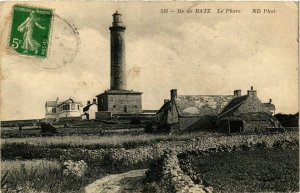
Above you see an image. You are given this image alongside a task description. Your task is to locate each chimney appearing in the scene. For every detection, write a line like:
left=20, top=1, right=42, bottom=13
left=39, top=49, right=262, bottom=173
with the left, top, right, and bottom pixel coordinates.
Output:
left=170, top=89, right=177, bottom=101
left=87, top=100, right=91, bottom=105
left=269, top=99, right=272, bottom=103
left=234, top=90, right=241, bottom=97
left=247, top=86, right=257, bottom=97
left=164, top=99, right=170, bottom=103
left=93, top=98, right=97, bottom=104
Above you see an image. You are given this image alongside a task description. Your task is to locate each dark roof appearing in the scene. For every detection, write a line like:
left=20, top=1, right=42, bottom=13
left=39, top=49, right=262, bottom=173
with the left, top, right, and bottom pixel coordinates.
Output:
left=97, top=89, right=142, bottom=96
left=57, top=98, right=83, bottom=107
left=156, top=101, right=171, bottom=114
left=83, top=103, right=97, bottom=112
left=175, top=95, right=235, bottom=117
left=218, top=95, right=248, bottom=117
left=45, top=101, right=57, bottom=107
left=263, top=103, right=275, bottom=111
left=221, top=112, right=277, bottom=122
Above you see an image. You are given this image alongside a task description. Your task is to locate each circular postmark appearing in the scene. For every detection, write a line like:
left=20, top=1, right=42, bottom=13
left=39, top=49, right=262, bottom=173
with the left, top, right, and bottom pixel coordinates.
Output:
left=36, top=14, right=80, bottom=69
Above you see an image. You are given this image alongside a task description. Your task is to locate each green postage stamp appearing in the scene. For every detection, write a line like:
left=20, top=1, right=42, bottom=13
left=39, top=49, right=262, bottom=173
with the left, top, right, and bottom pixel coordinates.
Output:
left=9, top=5, right=53, bottom=58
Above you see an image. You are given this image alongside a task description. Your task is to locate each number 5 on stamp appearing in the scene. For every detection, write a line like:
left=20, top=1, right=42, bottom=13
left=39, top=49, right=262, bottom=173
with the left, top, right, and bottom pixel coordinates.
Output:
left=9, top=5, right=53, bottom=58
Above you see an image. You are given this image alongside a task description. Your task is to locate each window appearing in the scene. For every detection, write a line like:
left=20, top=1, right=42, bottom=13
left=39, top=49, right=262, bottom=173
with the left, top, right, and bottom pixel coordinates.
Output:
left=113, top=105, right=116, bottom=108
left=71, top=104, right=75, bottom=110
left=124, top=105, right=127, bottom=113
left=52, top=107, right=56, bottom=113
left=62, top=104, right=70, bottom=111
left=77, top=105, right=79, bottom=110
left=134, top=105, right=137, bottom=108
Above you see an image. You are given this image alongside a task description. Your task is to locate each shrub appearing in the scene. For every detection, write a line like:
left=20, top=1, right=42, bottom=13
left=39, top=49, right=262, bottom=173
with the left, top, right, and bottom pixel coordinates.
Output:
left=62, top=160, right=88, bottom=177
left=144, top=123, right=155, bottom=134
left=130, top=118, right=142, bottom=125
left=155, top=124, right=171, bottom=134
left=40, top=123, right=57, bottom=134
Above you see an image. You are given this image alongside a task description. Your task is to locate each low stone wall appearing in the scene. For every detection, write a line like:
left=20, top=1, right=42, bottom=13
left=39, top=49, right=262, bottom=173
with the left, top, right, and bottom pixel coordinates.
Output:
left=145, top=150, right=213, bottom=193
left=96, top=132, right=298, bottom=171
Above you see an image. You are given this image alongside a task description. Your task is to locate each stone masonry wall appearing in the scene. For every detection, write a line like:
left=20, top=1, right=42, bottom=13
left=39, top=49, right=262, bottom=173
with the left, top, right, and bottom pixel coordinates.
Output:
left=145, top=150, right=213, bottom=193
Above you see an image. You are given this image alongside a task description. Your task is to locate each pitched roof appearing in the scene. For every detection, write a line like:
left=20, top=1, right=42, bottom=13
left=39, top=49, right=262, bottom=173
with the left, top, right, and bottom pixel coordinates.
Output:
left=45, top=101, right=57, bottom=107
left=218, top=95, right=248, bottom=117
left=156, top=101, right=171, bottom=114
left=224, top=112, right=277, bottom=121
left=263, top=103, right=275, bottom=111
left=83, top=103, right=97, bottom=112
left=57, top=98, right=83, bottom=107
left=175, top=95, right=235, bottom=117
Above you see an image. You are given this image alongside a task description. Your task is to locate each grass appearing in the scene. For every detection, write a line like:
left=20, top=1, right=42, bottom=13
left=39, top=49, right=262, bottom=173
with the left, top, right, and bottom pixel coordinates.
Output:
left=1, top=159, right=106, bottom=193
left=180, top=148, right=299, bottom=192
left=1, top=132, right=221, bottom=161
left=1, top=126, right=145, bottom=138
left=1, top=131, right=221, bottom=149
left=1, top=160, right=61, bottom=173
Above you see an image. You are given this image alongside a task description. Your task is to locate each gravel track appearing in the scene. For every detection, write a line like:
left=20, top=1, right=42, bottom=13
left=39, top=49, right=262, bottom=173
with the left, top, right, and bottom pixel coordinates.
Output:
left=85, top=169, right=147, bottom=193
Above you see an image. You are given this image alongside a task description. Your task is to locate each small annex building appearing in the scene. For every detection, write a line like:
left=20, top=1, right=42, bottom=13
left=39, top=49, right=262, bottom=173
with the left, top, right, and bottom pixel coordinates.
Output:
left=156, top=87, right=279, bottom=133
left=263, top=99, right=276, bottom=115
left=82, top=99, right=98, bottom=120
left=45, top=99, right=59, bottom=119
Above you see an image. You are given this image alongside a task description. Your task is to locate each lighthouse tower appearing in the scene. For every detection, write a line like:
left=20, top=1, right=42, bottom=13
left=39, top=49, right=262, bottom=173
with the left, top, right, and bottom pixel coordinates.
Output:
left=96, top=11, right=142, bottom=119
left=110, top=11, right=127, bottom=90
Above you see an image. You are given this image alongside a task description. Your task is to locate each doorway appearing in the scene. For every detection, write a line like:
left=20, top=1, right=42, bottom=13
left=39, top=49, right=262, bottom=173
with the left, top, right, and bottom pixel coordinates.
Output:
left=229, top=120, right=243, bottom=133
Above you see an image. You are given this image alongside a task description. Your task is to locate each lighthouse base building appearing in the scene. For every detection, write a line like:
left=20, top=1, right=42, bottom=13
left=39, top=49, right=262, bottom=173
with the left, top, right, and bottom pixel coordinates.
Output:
left=96, top=90, right=142, bottom=119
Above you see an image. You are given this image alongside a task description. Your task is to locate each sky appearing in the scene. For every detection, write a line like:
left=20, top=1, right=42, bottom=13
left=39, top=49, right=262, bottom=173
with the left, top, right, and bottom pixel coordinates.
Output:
left=0, top=1, right=298, bottom=120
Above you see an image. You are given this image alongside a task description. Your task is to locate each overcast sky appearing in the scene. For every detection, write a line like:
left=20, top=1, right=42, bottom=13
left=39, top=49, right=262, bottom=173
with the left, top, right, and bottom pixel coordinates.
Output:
left=0, top=1, right=298, bottom=120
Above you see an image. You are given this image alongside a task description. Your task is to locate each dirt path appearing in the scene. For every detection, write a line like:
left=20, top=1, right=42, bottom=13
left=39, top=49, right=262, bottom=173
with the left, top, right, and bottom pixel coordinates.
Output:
left=85, top=169, right=147, bottom=193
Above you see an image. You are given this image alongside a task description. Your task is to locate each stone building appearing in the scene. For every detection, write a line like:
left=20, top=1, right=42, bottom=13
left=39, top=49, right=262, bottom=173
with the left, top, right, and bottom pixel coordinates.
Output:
left=156, top=87, right=279, bottom=133
left=156, top=89, right=234, bottom=131
left=96, top=11, right=142, bottom=120
left=218, top=87, right=279, bottom=133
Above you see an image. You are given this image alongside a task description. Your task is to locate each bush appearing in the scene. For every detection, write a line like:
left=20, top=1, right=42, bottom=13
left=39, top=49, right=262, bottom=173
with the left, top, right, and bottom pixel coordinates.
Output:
left=275, top=113, right=299, bottom=127
left=130, top=118, right=142, bottom=125
left=144, top=123, right=155, bottom=134
left=156, top=124, right=171, bottom=134
left=40, top=123, right=57, bottom=134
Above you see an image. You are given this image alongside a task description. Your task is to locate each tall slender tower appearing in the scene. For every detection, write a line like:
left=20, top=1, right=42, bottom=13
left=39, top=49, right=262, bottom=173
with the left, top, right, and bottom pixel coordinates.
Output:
left=96, top=11, right=142, bottom=119
left=110, top=11, right=127, bottom=90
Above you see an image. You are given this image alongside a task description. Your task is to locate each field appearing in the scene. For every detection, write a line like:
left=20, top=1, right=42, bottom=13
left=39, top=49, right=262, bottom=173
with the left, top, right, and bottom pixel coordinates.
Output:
left=1, top=123, right=299, bottom=193
left=179, top=148, right=299, bottom=192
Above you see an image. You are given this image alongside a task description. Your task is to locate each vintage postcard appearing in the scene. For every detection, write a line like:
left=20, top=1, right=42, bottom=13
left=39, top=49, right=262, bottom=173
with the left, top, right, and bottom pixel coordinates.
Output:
left=0, top=1, right=298, bottom=193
